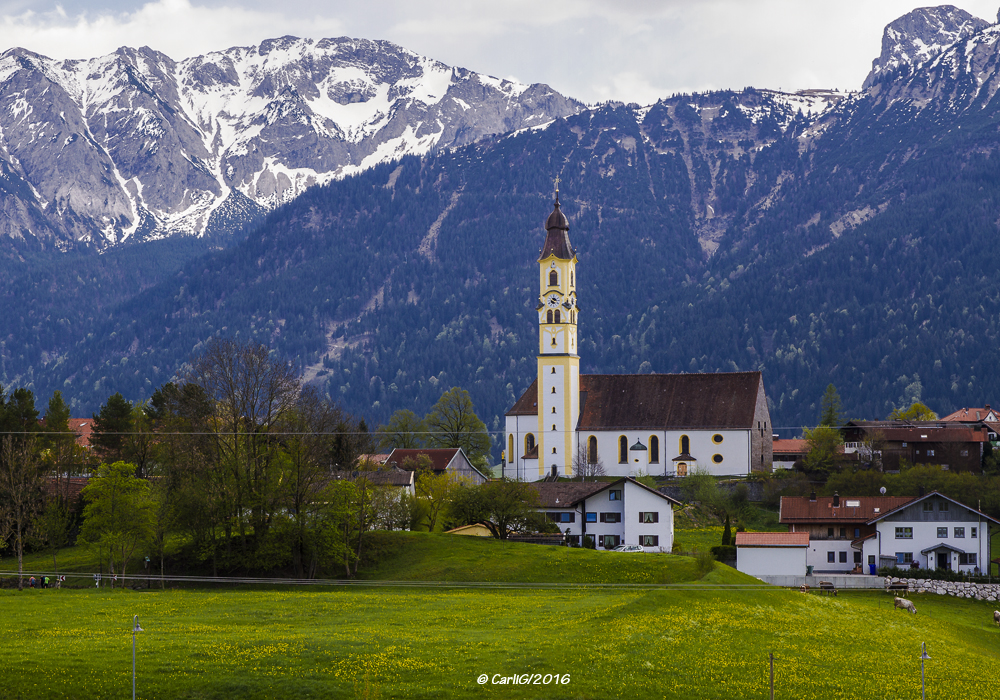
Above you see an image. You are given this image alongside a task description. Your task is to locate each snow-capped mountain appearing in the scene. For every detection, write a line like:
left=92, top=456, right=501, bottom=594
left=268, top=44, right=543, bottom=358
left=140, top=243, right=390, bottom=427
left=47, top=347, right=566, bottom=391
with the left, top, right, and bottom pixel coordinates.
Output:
left=862, top=5, right=990, bottom=89
left=0, top=36, right=582, bottom=249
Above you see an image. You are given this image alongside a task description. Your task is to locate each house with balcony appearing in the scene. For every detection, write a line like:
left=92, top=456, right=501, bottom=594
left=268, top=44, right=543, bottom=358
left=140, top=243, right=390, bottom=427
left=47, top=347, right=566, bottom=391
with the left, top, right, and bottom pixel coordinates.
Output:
left=780, top=493, right=912, bottom=573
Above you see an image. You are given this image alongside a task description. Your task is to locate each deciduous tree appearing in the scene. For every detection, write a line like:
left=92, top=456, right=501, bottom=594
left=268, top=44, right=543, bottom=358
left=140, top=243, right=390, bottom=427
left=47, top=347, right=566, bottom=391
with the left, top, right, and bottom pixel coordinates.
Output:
left=79, top=461, right=154, bottom=589
left=424, top=387, right=491, bottom=469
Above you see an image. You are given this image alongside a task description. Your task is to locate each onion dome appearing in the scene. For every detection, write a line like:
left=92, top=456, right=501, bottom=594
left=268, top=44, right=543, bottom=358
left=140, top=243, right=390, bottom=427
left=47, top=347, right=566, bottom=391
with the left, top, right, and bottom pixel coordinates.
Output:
left=538, top=197, right=575, bottom=261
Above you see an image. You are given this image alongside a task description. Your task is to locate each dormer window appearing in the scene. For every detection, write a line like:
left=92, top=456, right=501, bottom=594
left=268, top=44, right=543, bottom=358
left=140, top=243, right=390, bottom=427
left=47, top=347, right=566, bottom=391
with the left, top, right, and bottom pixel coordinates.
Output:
left=549, top=270, right=558, bottom=286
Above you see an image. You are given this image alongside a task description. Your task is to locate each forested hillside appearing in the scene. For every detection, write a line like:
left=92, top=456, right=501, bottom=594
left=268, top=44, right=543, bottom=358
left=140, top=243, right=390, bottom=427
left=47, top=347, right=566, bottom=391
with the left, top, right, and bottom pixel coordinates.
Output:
left=6, top=28, right=1000, bottom=453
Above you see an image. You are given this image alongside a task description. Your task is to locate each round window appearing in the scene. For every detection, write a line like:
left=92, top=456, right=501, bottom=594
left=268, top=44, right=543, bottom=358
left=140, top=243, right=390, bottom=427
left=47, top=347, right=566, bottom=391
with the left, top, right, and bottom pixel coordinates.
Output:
left=712, top=454, right=724, bottom=464
left=712, top=434, right=724, bottom=444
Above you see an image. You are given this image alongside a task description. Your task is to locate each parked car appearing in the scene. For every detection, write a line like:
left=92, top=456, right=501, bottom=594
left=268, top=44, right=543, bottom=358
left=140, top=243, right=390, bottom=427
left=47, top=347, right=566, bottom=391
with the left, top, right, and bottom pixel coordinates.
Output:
left=611, top=544, right=644, bottom=552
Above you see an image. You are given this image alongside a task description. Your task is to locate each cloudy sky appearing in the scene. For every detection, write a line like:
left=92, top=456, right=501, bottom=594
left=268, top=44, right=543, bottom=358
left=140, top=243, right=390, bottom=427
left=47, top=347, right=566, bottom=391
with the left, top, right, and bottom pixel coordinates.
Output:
left=1, top=0, right=998, bottom=104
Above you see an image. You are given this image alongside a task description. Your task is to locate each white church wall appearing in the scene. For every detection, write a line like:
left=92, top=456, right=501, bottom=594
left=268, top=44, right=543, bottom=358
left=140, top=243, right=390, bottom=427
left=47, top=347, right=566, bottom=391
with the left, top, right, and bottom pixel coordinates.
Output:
left=577, top=429, right=753, bottom=479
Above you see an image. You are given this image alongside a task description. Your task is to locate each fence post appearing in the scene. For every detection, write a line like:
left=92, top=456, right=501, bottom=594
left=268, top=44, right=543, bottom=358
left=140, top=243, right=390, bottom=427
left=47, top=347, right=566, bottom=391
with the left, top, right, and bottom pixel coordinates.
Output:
left=769, top=652, right=774, bottom=700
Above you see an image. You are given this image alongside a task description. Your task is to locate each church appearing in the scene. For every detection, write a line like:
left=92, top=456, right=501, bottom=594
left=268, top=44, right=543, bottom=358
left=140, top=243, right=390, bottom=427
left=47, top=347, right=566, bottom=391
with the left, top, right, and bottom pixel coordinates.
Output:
left=503, top=193, right=774, bottom=480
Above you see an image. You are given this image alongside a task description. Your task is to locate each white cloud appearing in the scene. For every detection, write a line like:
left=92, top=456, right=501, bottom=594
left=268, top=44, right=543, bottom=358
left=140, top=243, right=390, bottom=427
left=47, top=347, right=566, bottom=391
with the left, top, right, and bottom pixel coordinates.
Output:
left=1, top=0, right=998, bottom=103
left=0, top=0, right=343, bottom=59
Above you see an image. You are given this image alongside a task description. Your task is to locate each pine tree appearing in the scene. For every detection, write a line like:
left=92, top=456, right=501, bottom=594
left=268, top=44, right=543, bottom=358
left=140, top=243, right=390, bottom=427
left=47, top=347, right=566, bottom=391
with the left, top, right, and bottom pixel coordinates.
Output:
left=721, top=513, right=732, bottom=546
left=819, top=384, right=843, bottom=427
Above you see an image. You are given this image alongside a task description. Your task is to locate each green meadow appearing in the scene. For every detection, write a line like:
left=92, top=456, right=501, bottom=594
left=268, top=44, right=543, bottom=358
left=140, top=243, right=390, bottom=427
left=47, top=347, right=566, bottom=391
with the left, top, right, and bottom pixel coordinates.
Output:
left=2, top=534, right=1000, bottom=699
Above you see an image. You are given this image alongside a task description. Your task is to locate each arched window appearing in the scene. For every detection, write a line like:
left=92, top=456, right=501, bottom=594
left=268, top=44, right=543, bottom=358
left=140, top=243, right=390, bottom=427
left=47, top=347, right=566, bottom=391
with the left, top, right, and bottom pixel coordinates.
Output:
left=554, top=310, right=561, bottom=324
left=508, top=434, right=514, bottom=461
left=570, top=311, right=575, bottom=324
left=551, top=387, right=556, bottom=394
left=525, top=433, right=535, bottom=454
left=588, top=436, right=598, bottom=464
left=680, top=435, right=690, bottom=455
left=619, top=436, right=628, bottom=464
left=551, top=367, right=556, bottom=374
left=547, top=310, right=553, bottom=323
left=549, top=270, right=558, bottom=286
left=570, top=271, right=574, bottom=287
left=551, top=407, right=556, bottom=414
left=649, top=436, right=659, bottom=464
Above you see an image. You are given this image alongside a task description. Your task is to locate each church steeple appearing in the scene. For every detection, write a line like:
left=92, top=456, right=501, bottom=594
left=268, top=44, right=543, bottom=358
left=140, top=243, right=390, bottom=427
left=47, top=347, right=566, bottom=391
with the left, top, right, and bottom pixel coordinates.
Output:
left=539, top=195, right=575, bottom=261
left=535, top=184, right=580, bottom=477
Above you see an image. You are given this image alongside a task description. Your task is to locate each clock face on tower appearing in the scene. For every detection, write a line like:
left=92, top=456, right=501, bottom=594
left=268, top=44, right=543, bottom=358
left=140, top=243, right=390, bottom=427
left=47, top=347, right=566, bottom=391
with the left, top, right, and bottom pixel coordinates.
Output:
left=545, top=293, right=560, bottom=309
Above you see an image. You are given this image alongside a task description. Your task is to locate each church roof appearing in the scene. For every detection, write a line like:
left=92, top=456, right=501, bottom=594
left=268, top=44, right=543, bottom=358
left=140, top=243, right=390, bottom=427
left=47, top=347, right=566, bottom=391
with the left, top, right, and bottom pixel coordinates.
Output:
left=577, top=372, right=764, bottom=430
left=538, top=199, right=575, bottom=260
left=506, top=378, right=539, bottom=416
left=505, top=372, right=765, bottom=429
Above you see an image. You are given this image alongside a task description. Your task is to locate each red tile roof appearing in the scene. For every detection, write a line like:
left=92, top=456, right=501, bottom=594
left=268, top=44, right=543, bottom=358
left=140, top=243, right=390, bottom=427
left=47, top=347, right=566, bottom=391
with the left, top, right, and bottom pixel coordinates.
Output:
left=386, top=448, right=461, bottom=473
left=773, top=439, right=808, bottom=455
left=780, top=496, right=914, bottom=523
left=940, top=406, right=996, bottom=422
left=735, top=532, right=809, bottom=547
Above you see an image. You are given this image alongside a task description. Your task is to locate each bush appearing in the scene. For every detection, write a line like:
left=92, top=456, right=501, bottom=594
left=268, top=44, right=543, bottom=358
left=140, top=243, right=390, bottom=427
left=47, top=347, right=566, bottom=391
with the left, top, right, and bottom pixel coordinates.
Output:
left=695, top=551, right=716, bottom=577
left=583, top=536, right=595, bottom=549
left=710, top=545, right=736, bottom=562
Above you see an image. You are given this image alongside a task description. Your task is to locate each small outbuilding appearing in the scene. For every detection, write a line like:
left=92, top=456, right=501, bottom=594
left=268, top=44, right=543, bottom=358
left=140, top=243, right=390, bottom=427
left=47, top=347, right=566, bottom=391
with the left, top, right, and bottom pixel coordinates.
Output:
left=736, top=532, right=810, bottom=577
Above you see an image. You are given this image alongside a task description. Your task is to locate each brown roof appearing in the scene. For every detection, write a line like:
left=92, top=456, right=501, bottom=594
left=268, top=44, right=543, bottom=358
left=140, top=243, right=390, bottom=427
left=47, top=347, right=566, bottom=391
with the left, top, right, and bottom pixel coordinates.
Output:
left=867, top=491, right=1000, bottom=526
left=735, top=532, right=809, bottom=547
left=386, top=448, right=461, bottom=472
left=506, top=378, right=538, bottom=416
left=43, top=477, right=89, bottom=502
left=532, top=477, right=681, bottom=508
left=577, top=372, right=763, bottom=430
left=67, top=419, right=93, bottom=449
left=330, top=470, right=414, bottom=487
left=532, top=481, right=610, bottom=507
left=773, top=439, right=808, bottom=456
left=539, top=199, right=575, bottom=260
left=780, top=496, right=914, bottom=524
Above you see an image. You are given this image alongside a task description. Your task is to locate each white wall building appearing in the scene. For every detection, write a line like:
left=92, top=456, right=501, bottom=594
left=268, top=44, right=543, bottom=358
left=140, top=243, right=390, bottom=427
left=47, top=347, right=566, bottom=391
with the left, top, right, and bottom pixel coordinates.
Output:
left=503, top=195, right=773, bottom=481
left=735, top=532, right=810, bottom=577
left=532, top=477, right=680, bottom=551
left=860, top=491, right=998, bottom=573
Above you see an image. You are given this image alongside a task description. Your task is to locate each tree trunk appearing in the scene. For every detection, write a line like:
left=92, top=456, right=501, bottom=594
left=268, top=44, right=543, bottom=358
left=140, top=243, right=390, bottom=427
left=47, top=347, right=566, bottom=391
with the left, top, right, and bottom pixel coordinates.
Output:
left=16, top=527, right=23, bottom=591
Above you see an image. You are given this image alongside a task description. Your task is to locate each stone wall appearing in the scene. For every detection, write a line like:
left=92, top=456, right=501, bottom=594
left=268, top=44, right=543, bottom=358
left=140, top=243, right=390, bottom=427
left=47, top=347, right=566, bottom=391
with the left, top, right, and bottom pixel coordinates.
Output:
left=887, top=576, right=1000, bottom=602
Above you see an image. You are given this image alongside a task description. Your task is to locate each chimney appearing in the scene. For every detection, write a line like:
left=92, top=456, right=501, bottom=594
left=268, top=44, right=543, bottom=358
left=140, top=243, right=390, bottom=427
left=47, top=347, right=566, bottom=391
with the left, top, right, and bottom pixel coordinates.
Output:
left=809, top=491, right=816, bottom=502
left=833, top=492, right=840, bottom=508
left=919, top=486, right=925, bottom=497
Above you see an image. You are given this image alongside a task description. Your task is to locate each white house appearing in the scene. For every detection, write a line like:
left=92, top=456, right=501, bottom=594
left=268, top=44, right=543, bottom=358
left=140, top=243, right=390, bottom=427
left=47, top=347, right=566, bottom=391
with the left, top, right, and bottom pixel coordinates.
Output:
left=860, top=491, right=999, bottom=573
left=531, top=477, right=680, bottom=551
left=735, top=532, right=810, bottom=577
left=503, top=194, right=773, bottom=481
left=780, top=494, right=913, bottom=574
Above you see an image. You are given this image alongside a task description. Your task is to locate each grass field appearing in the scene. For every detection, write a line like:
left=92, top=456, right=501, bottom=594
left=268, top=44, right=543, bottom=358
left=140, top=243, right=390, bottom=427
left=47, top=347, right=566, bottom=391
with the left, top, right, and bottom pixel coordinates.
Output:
left=1, top=533, right=1000, bottom=699
left=2, top=584, right=1000, bottom=699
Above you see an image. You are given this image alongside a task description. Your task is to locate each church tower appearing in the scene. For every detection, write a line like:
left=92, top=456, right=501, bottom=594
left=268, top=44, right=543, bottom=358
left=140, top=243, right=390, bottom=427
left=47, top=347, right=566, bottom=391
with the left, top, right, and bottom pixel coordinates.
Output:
left=536, top=189, right=580, bottom=477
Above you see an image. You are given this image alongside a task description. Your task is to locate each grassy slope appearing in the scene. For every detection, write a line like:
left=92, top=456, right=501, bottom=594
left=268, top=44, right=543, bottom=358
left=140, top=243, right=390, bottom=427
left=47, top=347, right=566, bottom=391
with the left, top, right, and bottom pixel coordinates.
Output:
left=356, top=531, right=753, bottom=585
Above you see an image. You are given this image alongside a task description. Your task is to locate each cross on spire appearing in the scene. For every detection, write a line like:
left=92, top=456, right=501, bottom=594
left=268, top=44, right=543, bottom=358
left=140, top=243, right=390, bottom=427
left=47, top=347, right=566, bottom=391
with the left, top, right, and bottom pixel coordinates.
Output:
left=553, top=175, right=561, bottom=203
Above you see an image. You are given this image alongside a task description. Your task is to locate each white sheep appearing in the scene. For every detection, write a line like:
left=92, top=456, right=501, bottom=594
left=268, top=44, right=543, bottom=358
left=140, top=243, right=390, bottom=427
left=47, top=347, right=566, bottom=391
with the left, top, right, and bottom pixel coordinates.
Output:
left=894, top=596, right=917, bottom=614
left=993, top=610, right=999, bottom=627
